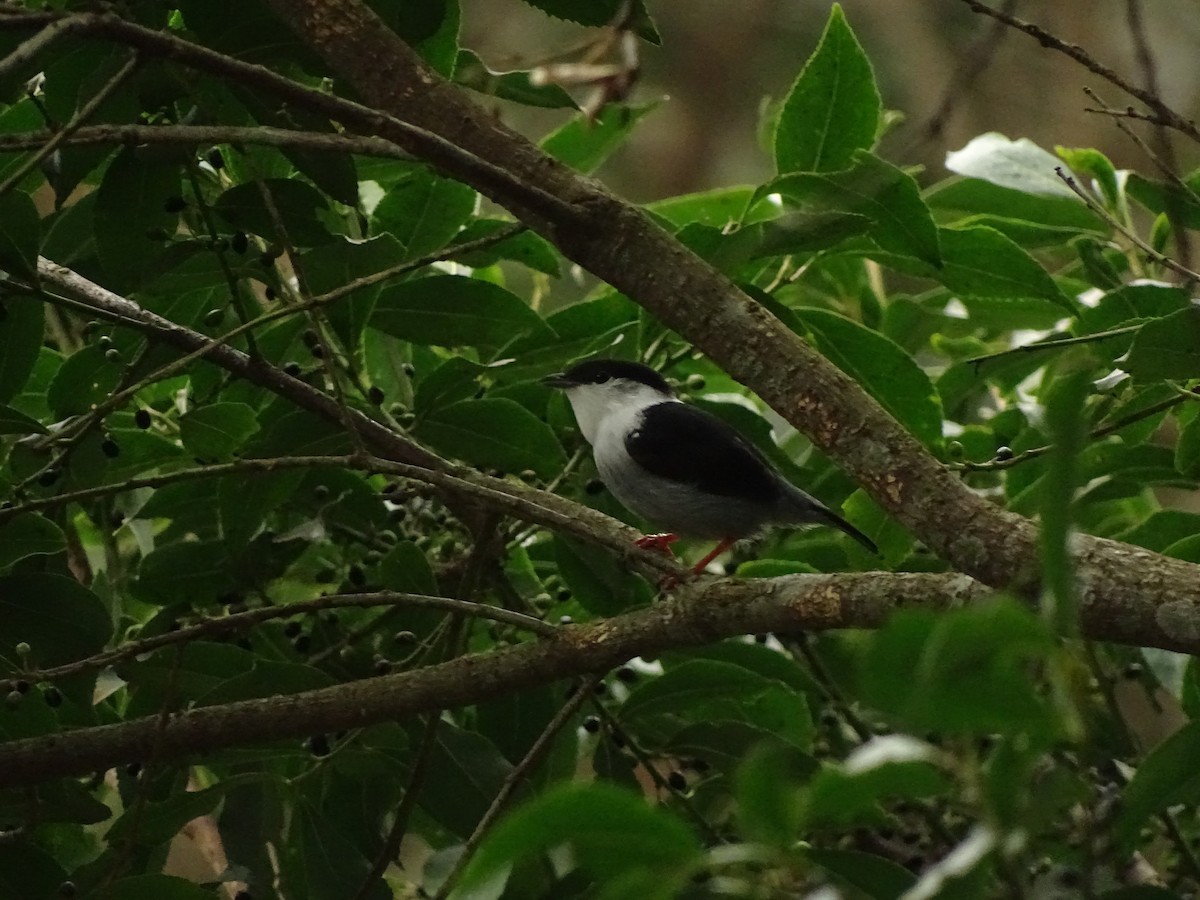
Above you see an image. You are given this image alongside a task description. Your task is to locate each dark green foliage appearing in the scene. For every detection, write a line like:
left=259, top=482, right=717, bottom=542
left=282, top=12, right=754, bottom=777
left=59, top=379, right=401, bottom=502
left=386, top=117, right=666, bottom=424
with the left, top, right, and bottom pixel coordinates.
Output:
left=0, top=3, right=1196, bottom=900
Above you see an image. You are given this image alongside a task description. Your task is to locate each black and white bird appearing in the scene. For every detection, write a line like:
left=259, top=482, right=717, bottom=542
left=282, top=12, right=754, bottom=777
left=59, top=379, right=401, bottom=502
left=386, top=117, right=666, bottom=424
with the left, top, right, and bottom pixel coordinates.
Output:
left=544, top=358, right=877, bottom=572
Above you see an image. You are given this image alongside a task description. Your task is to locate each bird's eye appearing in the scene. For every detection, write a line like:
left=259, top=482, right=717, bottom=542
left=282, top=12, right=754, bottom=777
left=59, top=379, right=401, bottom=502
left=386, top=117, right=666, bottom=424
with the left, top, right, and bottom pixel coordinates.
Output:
left=593, top=375, right=610, bottom=384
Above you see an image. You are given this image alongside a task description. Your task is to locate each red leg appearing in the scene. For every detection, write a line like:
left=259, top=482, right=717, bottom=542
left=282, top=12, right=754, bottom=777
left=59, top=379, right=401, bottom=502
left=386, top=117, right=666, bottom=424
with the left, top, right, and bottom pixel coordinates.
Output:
left=691, top=536, right=735, bottom=573
left=635, top=533, right=680, bottom=556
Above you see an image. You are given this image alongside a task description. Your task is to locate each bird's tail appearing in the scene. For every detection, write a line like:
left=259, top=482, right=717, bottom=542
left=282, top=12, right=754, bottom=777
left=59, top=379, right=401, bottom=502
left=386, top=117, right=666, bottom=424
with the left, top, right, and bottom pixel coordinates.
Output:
left=811, top=504, right=879, bottom=555
left=782, top=485, right=879, bottom=555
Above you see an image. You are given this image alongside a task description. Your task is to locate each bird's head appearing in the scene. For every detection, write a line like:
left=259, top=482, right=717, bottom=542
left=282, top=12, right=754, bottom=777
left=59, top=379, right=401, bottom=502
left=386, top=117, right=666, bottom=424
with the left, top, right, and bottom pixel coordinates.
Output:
left=543, top=359, right=674, bottom=444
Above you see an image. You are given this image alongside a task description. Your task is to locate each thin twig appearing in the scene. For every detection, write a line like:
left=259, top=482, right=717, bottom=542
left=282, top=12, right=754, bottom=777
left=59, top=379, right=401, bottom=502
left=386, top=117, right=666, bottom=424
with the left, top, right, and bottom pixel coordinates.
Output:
left=1083, top=88, right=1200, bottom=209
left=18, top=220, right=525, bottom=460
left=349, top=712, right=443, bottom=900
left=1122, top=0, right=1193, bottom=271
left=185, top=164, right=260, bottom=356
left=8, top=591, right=556, bottom=686
left=1055, top=167, right=1200, bottom=283
left=0, top=12, right=77, bottom=85
left=965, top=324, right=1141, bottom=369
left=0, top=50, right=140, bottom=198
left=0, top=122, right=413, bottom=158
left=953, top=388, right=1195, bottom=472
left=0, top=10, right=589, bottom=224
left=0, top=450, right=681, bottom=580
left=957, top=0, right=1200, bottom=145
left=431, top=674, right=602, bottom=900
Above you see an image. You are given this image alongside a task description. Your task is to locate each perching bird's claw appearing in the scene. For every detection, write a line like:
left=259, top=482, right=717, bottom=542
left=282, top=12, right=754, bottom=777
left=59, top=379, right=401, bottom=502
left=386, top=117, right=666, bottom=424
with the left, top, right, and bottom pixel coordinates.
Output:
left=635, top=532, right=679, bottom=555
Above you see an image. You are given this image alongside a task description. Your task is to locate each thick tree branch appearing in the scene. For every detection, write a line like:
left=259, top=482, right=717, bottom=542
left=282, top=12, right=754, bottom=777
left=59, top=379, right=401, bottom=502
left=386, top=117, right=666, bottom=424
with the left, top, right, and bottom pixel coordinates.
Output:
left=0, top=572, right=987, bottom=790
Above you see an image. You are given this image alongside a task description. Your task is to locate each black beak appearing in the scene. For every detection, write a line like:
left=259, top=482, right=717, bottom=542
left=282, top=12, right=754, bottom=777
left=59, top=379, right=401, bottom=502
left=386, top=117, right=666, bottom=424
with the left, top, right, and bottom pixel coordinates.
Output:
left=542, top=373, right=575, bottom=389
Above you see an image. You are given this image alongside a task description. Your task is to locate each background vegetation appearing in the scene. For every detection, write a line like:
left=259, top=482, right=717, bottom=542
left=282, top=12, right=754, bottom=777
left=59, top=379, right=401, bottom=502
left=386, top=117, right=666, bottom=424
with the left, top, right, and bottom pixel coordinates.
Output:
left=0, top=1, right=1197, bottom=898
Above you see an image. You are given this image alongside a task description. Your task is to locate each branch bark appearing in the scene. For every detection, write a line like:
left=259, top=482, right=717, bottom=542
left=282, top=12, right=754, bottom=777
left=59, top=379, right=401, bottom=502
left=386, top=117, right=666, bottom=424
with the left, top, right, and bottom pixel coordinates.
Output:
left=0, top=572, right=987, bottom=789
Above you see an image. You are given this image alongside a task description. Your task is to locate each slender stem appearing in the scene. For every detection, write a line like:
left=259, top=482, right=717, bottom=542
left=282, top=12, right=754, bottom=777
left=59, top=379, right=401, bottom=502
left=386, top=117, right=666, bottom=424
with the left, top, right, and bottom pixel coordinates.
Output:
left=953, top=388, right=1193, bottom=472
left=10, top=590, right=556, bottom=686
left=431, top=674, right=601, bottom=900
left=349, top=712, right=443, bottom=900
left=0, top=50, right=140, bottom=198
left=957, top=0, right=1200, bottom=145
left=1055, top=167, right=1200, bottom=283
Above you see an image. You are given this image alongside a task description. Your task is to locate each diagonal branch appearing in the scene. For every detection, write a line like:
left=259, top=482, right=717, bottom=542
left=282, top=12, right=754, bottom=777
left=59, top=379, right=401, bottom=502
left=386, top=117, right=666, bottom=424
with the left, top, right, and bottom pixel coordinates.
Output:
left=957, top=0, right=1200, bottom=145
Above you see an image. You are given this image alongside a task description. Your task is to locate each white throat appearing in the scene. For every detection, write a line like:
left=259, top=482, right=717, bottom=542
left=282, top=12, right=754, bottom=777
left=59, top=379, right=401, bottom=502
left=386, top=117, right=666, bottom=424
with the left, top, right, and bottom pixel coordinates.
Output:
left=562, top=380, right=674, bottom=445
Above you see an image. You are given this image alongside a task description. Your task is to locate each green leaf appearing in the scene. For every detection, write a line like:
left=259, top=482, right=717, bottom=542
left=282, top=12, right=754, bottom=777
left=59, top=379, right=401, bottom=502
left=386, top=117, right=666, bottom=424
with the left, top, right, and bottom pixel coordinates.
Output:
left=646, top=185, right=759, bottom=228
left=213, top=178, right=334, bottom=247
left=1176, top=414, right=1200, bottom=478
left=93, top=146, right=182, bottom=293
left=371, top=166, right=477, bottom=261
left=179, top=402, right=260, bottom=460
left=107, top=775, right=259, bottom=846
left=0, top=190, right=39, bottom=279
left=1125, top=308, right=1200, bottom=380
left=541, top=103, right=658, bottom=174
left=281, top=800, right=390, bottom=900
left=792, top=308, right=943, bottom=449
left=1127, top=173, right=1200, bottom=230
left=46, top=344, right=120, bottom=418
left=927, top=175, right=1104, bottom=233
left=766, top=152, right=941, bottom=266
left=0, top=298, right=43, bottom=405
left=806, top=848, right=917, bottom=899
left=134, top=540, right=232, bottom=605
left=554, top=535, right=651, bottom=617
left=735, top=741, right=820, bottom=847
left=301, top=235, right=405, bottom=350
left=372, top=275, right=553, bottom=352
left=1056, top=146, right=1119, bottom=206
left=0, top=403, right=45, bottom=435
left=219, top=469, right=305, bottom=548
left=0, top=574, right=111, bottom=667
left=1078, top=282, right=1189, bottom=334
left=621, top=659, right=812, bottom=748
left=457, top=782, right=701, bottom=899
left=419, top=723, right=515, bottom=837
left=1113, top=720, right=1200, bottom=853
left=414, top=356, right=486, bottom=419
left=861, top=599, right=1059, bottom=737
left=935, top=225, right=1073, bottom=312
left=0, top=843, right=65, bottom=900
left=400, top=0, right=460, bottom=76
left=801, top=737, right=948, bottom=827
left=774, top=4, right=880, bottom=173
left=451, top=219, right=561, bottom=276
left=0, top=514, right=65, bottom=573
left=379, top=540, right=438, bottom=594
left=197, top=659, right=334, bottom=706
left=945, top=133, right=1078, bottom=198
left=414, top=397, right=565, bottom=477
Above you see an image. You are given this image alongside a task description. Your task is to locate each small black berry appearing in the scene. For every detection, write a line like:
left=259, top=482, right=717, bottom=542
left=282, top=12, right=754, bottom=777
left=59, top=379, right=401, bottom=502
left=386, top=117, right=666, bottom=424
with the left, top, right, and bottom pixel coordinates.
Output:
left=582, top=716, right=601, bottom=733
left=134, top=409, right=152, bottom=429
left=667, top=770, right=687, bottom=791
left=101, top=438, right=120, bottom=458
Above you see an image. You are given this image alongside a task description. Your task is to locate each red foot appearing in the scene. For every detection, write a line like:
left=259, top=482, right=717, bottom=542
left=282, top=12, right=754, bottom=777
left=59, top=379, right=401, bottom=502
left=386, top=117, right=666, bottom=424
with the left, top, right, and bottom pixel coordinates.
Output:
left=635, top=533, right=680, bottom=556
left=690, top=536, right=735, bottom=574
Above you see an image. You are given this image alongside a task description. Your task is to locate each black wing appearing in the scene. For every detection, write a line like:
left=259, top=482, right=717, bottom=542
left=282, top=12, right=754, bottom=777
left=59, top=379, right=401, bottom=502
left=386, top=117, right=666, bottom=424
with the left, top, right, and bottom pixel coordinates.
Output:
left=626, top=402, right=782, bottom=503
